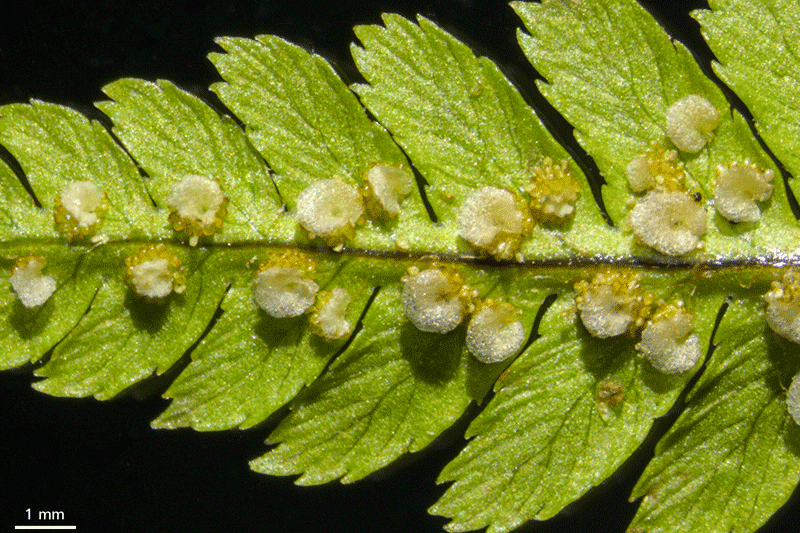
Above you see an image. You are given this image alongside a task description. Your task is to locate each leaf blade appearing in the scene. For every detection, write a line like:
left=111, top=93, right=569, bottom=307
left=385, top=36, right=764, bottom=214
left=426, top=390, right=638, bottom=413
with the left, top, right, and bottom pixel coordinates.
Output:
left=431, top=273, right=722, bottom=533
left=513, top=0, right=798, bottom=260
left=630, top=286, right=800, bottom=533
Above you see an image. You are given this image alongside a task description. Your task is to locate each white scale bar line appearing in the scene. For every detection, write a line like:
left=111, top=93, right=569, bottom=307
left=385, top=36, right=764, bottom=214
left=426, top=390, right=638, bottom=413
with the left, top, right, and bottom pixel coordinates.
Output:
left=15, top=527, right=77, bottom=530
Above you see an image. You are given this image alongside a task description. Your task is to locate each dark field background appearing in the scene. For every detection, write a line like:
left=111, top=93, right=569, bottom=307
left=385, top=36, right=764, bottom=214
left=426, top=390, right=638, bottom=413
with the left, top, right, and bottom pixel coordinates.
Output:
left=1, top=1, right=798, bottom=532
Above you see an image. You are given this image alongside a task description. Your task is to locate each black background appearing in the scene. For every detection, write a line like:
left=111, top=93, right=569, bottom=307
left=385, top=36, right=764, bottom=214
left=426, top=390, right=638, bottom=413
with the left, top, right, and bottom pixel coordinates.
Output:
left=1, top=1, right=799, bottom=532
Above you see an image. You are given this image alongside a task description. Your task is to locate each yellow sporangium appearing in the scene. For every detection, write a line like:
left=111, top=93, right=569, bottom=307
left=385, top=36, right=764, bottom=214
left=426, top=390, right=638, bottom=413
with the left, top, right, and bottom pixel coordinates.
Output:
left=296, top=179, right=364, bottom=250
left=627, top=189, right=706, bottom=256
left=625, top=142, right=686, bottom=193
left=308, top=288, right=352, bottom=342
left=636, top=300, right=701, bottom=374
left=764, top=270, right=800, bottom=345
left=665, top=94, right=720, bottom=153
left=713, top=158, right=774, bottom=223
left=466, top=299, right=525, bottom=363
left=526, top=157, right=580, bottom=225
left=360, top=163, right=415, bottom=220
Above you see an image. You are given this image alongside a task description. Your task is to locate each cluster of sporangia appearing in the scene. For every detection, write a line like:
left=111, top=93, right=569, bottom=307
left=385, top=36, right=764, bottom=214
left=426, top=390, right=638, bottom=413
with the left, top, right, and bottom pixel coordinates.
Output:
left=7, top=94, right=800, bottom=422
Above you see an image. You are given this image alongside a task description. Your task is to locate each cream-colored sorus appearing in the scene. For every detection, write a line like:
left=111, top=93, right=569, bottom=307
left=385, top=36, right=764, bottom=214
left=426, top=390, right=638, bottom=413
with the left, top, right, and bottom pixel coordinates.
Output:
left=457, top=186, right=530, bottom=261
left=296, top=179, right=364, bottom=248
left=628, top=189, right=706, bottom=256
left=124, top=245, right=186, bottom=302
left=165, top=175, right=229, bottom=246
left=363, top=164, right=414, bottom=219
left=625, top=143, right=685, bottom=193
left=54, top=181, right=108, bottom=240
left=401, top=265, right=474, bottom=334
left=713, top=159, right=774, bottom=223
left=764, top=270, right=800, bottom=344
left=252, top=251, right=319, bottom=319
left=466, top=300, right=525, bottom=363
left=575, top=271, right=653, bottom=338
left=665, top=94, right=720, bottom=153
left=626, top=155, right=658, bottom=193
left=787, top=371, right=800, bottom=426
left=636, top=301, right=701, bottom=374
left=309, top=288, right=352, bottom=341
left=9, top=255, right=57, bottom=308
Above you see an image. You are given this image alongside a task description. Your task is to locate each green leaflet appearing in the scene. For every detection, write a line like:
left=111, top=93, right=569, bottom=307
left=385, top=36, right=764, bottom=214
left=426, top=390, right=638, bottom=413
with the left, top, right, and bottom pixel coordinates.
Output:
left=97, top=78, right=292, bottom=243
left=0, top=245, right=99, bottom=370
left=2, top=2, right=800, bottom=533
left=696, top=0, right=800, bottom=187
left=32, top=246, right=228, bottom=399
left=154, top=252, right=374, bottom=431
left=0, top=101, right=162, bottom=237
left=209, top=35, right=443, bottom=253
left=631, top=278, right=800, bottom=532
left=350, top=14, right=623, bottom=258
left=513, top=0, right=800, bottom=259
left=430, top=281, right=722, bottom=532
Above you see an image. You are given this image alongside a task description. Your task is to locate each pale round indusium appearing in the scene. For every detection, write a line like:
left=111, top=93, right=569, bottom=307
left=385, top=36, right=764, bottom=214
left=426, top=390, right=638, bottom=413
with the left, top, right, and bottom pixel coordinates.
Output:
left=526, top=157, right=580, bottom=224
left=636, top=301, right=701, bottom=374
left=166, top=175, right=229, bottom=246
left=628, top=190, right=706, bottom=256
left=54, top=181, right=108, bottom=240
left=124, top=245, right=186, bottom=302
left=457, top=186, right=530, bottom=261
left=309, top=288, right=352, bottom=341
left=296, top=179, right=364, bottom=249
left=252, top=251, right=319, bottom=319
left=714, top=159, right=774, bottom=223
left=466, top=300, right=526, bottom=363
left=665, top=94, right=720, bottom=153
left=787, top=371, right=800, bottom=426
left=625, top=143, right=685, bottom=193
left=764, top=270, right=800, bottom=344
left=401, top=266, right=474, bottom=334
left=362, top=164, right=414, bottom=219
left=9, top=255, right=57, bottom=308
left=575, top=271, right=653, bottom=338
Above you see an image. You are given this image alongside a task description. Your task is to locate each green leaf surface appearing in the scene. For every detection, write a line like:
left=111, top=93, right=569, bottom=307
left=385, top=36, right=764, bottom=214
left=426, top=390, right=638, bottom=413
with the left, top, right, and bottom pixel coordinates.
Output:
left=696, top=0, right=800, bottom=191
left=351, top=14, right=622, bottom=258
left=97, top=78, right=291, bottom=243
left=630, top=280, right=800, bottom=533
left=0, top=158, right=51, bottom=239
left=154, top=253, right=373, bottom=431
left=513, top=0, right=800, bottom=260
left=253, top=268, right=547, bottom=485
left=431, top=272, right=721, bottom=533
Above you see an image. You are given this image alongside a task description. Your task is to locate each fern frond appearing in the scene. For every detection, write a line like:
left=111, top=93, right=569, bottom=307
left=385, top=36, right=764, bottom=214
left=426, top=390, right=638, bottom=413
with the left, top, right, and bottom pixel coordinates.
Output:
left=3, top=1, right=799, bottom=533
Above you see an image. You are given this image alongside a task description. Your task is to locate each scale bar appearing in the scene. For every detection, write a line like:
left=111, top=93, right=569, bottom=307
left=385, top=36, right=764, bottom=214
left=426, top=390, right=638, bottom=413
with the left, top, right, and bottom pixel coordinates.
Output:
left=15, top=527, right=76, bottom=530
